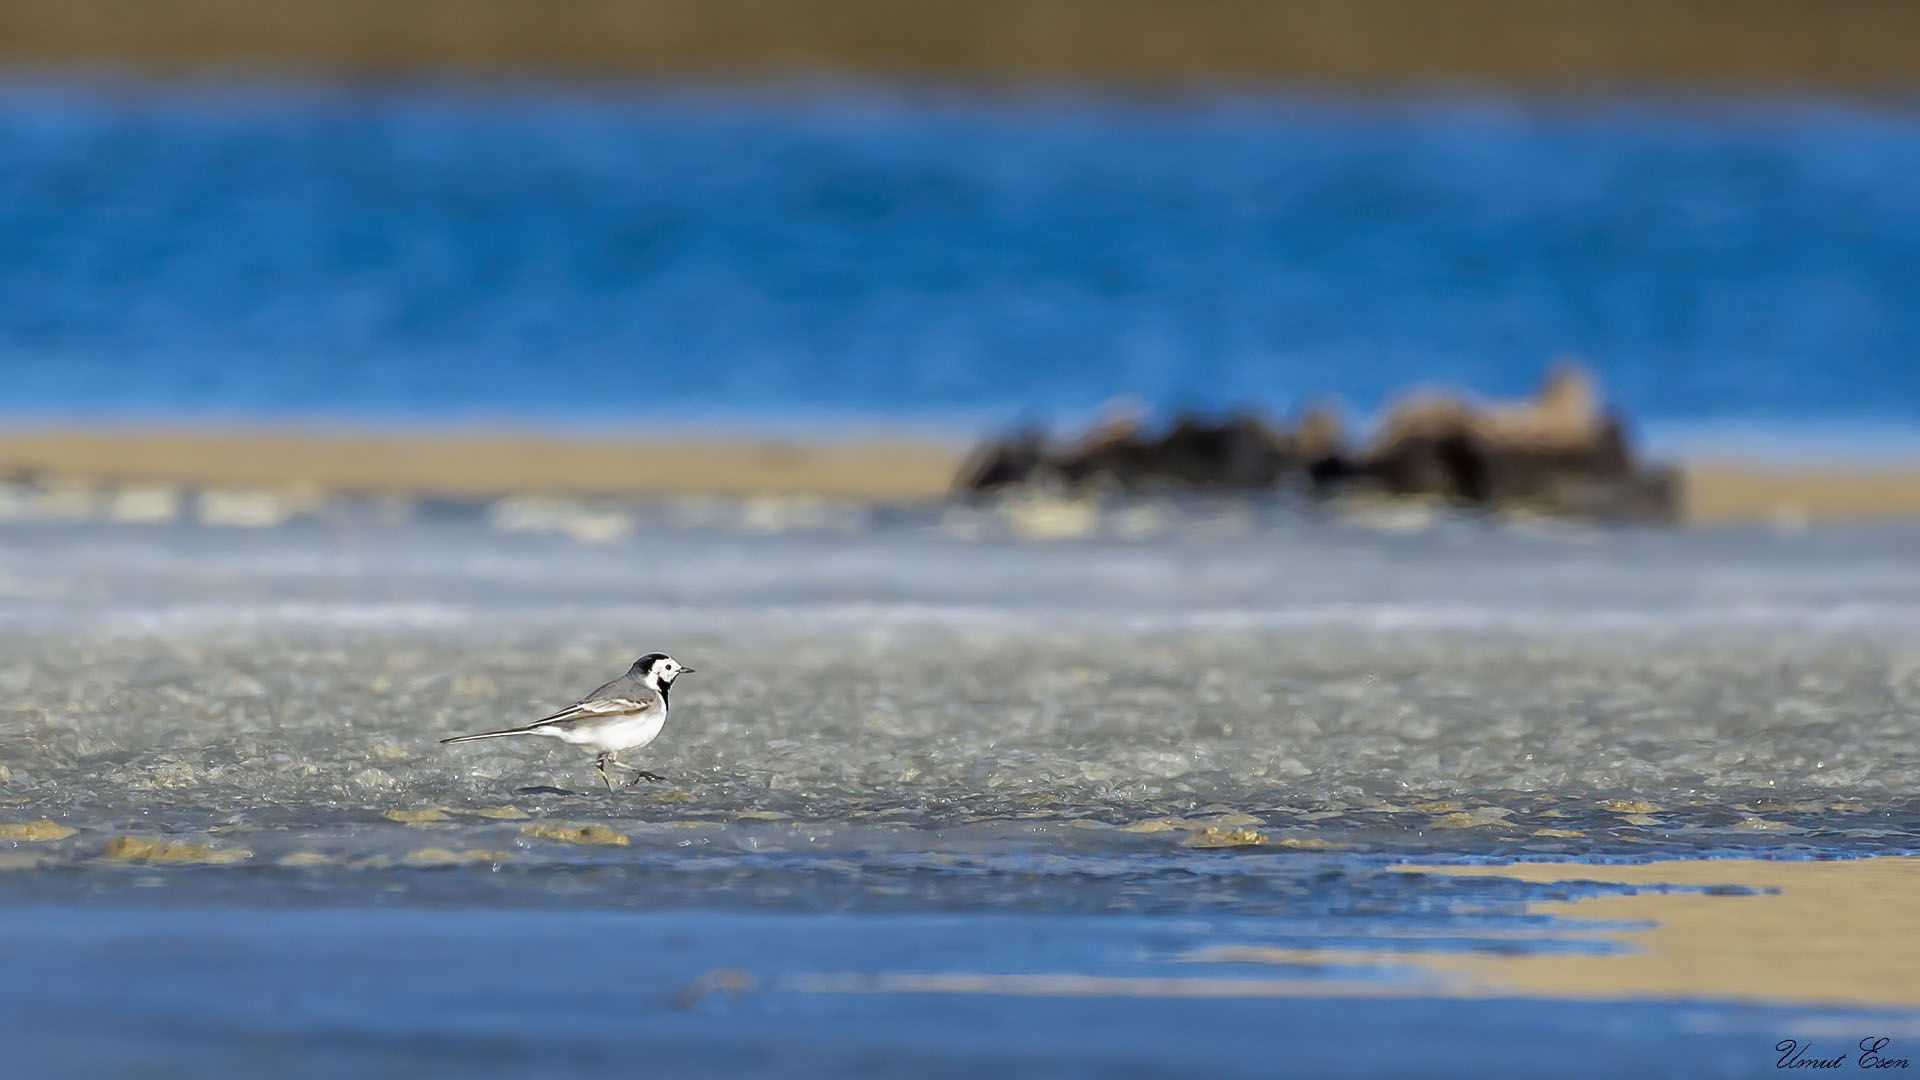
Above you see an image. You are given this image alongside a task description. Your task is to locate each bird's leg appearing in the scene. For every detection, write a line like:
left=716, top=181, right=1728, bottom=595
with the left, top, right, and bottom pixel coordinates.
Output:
left=602, top=755, right=666, bottom=785
left=593, top=754, right=616, bottom=796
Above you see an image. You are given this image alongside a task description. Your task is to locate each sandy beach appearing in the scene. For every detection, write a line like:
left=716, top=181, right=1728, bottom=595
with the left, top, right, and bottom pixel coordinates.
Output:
left=0, top=427, right=1914, bottom=524
left=1682, top=463, right=1920, bottom=524
left=0, top=428, right=966, bottom=501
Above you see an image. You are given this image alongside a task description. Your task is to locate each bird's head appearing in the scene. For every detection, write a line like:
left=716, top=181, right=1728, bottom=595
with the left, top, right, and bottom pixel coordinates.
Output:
left=632, top=652, right=693, bottom=690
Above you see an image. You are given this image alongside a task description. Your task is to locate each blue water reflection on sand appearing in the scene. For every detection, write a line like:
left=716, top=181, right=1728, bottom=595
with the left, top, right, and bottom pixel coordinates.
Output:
left=0, top=902, right=1879, bottom=1079
left=0, top=83, right=1917, bottom=432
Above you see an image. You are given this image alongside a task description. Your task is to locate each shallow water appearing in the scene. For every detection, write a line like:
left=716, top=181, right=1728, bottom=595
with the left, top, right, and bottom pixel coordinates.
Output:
left=22, top=901, right=1897, bottom=1080
left=3, top=500, right=1918, bottom=1074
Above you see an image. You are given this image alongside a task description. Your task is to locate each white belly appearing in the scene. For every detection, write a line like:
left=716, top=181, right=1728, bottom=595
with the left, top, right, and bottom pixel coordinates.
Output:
left=539, top=708, right=667, bottom=753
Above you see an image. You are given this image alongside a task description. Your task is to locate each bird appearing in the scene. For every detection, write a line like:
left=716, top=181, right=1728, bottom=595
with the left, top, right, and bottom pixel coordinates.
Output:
left=441, top=653, right=694, bottom=794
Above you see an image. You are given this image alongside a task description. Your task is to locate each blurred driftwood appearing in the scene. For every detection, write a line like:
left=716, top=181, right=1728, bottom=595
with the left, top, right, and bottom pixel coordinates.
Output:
left=955, top=365, right=1680, bottom=521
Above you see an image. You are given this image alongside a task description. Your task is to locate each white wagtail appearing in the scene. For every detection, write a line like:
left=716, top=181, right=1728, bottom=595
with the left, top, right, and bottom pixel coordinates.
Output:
left=441, top=653, right=693, bottom=794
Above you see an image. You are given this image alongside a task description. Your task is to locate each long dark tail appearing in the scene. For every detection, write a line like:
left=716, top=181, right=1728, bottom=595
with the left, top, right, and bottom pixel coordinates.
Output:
left=440, top=728, right=535, bottom=745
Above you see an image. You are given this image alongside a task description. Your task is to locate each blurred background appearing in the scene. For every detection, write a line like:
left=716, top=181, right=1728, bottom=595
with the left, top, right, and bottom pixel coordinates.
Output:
left=0, top=0, right=1915, bottom=519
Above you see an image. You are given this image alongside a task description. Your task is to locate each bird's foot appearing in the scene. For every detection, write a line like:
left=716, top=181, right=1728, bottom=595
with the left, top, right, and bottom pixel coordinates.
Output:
left=624, top=770, right=668, bottom=786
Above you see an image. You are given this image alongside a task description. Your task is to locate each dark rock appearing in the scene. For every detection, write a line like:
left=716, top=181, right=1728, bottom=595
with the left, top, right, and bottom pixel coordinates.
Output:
left=950, top=365, right=1681, bottom=522
left=1313, top=366, right=1679, bottom=521
left=1155, top=413, right=1296, bottom=488
left=952, top=427, right=1050, bottom=492
left=1055, top=412, right=1297, bottom=490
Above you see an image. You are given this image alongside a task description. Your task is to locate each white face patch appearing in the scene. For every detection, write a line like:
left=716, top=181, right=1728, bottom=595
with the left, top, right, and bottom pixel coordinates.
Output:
left=636, top=654, right=688, bottom=688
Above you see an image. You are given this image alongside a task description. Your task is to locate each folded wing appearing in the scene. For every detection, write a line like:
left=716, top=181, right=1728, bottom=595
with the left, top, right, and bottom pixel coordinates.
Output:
left=528, top=684, right=660, bottom=729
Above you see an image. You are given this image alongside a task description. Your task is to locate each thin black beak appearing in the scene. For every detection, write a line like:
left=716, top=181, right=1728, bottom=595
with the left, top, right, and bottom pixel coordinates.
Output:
left=680, top=667, right=696, bottom=674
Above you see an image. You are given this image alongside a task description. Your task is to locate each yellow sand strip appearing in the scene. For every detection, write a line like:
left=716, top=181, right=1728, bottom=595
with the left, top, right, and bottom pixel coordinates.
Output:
left=1684, top=464, right=1920, bottom=524
left=0, top=429, right=964, bottom=501
left=2, top=429, right=1918, bottom=523
left=1368, top=857, right=1920, bottom=1008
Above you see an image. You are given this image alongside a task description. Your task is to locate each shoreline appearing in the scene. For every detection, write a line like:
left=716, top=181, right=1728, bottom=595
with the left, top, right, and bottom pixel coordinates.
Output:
left=0, top=428, right=1917, bottom=524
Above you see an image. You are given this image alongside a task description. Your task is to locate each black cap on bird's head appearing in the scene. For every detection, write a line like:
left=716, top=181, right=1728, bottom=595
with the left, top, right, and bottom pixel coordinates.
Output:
left=632, top=652, right=694, bottom=684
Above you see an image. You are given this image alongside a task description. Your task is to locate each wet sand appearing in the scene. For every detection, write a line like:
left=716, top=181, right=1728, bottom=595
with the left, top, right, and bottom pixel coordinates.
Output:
left=1, top=427, right=1917, bottom=523
left=1404, top=857, right=1920, bottom=1008
left=1179, top=856, right=1920, bottom=1009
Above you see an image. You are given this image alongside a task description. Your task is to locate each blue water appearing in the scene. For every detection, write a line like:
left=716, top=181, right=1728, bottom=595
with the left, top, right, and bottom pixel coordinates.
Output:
left=2, top=81, right=1918, bottom=436
left=0, top=904, right=1852, bottom=1079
